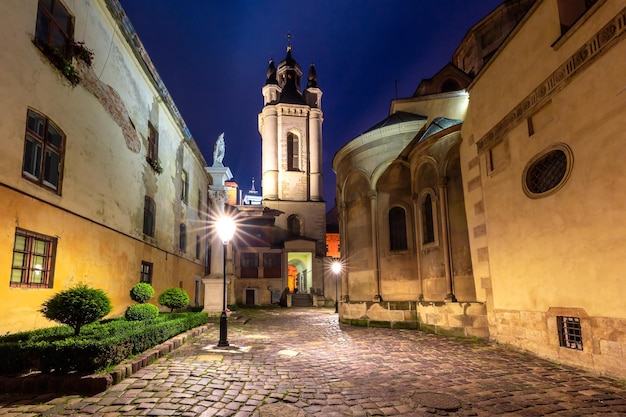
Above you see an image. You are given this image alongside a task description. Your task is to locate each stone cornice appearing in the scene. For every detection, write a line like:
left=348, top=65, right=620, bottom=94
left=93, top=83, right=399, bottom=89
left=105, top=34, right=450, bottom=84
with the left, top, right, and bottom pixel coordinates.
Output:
left=476, top=7, right=626, bottom=154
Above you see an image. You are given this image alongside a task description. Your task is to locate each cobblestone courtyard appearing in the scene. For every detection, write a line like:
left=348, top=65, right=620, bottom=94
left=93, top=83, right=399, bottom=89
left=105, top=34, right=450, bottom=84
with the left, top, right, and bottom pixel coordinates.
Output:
left=0, top=308, right=624, bottom=416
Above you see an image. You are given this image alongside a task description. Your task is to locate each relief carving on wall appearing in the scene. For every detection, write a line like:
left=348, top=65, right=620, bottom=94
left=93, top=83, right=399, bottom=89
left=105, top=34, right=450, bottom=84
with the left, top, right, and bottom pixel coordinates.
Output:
left=476, top=7, right=626, bottom=154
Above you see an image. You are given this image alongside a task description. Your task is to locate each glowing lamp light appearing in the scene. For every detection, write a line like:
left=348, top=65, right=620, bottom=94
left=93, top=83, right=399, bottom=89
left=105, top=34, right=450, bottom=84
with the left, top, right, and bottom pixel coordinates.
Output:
left=331, top=261, right=342, bottom=275
left=216, top=216, right=236, bottom=244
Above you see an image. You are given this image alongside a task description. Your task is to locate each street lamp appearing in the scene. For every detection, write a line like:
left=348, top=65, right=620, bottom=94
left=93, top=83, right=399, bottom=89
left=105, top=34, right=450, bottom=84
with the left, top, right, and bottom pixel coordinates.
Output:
left=332, top=260, right=341, bottom=313
left=216, top=215, right=236, bottom=347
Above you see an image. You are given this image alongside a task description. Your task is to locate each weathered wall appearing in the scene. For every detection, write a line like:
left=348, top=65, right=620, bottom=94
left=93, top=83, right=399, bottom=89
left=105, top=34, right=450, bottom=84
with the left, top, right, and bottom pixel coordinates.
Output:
left=0, top=0, right=209, bottom=332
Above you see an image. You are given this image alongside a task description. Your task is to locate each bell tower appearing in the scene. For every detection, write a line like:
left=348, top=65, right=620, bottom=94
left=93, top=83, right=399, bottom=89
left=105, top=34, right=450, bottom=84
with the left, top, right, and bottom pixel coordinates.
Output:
left=258, top=45, right=326, bottom=259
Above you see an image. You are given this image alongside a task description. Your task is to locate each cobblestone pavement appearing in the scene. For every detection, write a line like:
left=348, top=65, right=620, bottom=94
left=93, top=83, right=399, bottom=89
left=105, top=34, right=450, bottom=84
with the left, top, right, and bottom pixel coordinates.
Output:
left=1, top=308, right=625, bottom=417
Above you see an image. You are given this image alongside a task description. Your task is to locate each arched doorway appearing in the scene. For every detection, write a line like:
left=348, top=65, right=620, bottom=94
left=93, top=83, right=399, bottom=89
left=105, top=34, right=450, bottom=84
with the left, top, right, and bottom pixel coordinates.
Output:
left=287, top=254, right=312, bottom=293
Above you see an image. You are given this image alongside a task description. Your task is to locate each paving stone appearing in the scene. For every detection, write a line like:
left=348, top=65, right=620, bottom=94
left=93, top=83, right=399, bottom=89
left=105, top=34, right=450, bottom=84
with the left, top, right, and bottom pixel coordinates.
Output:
left=0, top=309, right=625, bottom=417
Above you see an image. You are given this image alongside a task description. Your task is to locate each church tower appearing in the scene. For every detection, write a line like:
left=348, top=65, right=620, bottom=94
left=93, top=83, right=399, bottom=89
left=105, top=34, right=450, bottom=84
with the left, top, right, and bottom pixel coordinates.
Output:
left=259, top=46, right=323, bottom=202
left=258, top=45, right=326, bottom=293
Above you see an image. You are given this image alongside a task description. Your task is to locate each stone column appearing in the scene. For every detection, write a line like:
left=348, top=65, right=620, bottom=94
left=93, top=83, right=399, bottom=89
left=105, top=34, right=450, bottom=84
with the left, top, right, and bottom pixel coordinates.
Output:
left=438, top=177, right=457, bottom=302
left=203, top=166, right=233, bottom=315
left=339, top=201, right=348, bottom=302
left=412, top=193, right=424, bottom=301
left=368, top=190, right=382, bottom=302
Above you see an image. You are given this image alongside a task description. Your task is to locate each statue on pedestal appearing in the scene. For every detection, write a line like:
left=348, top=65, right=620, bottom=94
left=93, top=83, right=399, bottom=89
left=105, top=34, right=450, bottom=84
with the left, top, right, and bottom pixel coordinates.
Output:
left=213, top=132, right=226, bottom=167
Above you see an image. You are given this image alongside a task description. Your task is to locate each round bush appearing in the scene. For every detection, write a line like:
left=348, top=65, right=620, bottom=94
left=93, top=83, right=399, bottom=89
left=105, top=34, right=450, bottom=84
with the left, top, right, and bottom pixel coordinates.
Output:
left=125, top=303, right=159, bottom=321
left=158, top=288, right=190, bottom=312
left=130, top=283, right=155, bottom=303
left=40, top=283, right=112, bottom=336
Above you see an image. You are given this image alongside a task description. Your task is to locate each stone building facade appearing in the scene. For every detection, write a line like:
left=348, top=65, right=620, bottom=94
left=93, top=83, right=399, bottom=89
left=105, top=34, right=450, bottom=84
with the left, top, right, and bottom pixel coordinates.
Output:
left=334, top=0, right=626, bottom=378
left=0, top=0, right=212, bottom=333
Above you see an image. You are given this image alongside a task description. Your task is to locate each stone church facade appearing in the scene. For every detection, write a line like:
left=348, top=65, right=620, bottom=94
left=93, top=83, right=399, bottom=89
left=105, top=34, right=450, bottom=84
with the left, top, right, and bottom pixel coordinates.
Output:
left=334, top=0, right=626, bottom=378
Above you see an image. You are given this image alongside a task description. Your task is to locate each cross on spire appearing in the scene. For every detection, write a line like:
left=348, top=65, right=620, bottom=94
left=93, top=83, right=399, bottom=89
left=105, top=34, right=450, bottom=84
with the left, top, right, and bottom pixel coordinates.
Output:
left=286, top=31, right=293, bottom=51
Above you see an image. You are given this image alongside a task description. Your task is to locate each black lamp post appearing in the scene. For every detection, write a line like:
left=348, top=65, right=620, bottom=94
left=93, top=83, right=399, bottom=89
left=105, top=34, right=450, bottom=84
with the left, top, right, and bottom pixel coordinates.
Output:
left=332, top=260, right=341, bottom=314
left=216, top=216, right=235, bottom=347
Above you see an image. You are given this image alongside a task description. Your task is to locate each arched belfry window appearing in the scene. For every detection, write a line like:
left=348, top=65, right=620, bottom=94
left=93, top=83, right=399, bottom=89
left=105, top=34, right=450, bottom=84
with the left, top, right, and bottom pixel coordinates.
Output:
left=389, top=207, right=408, bottom=251
left=288, top=215, right=300, bottom=236
left=287, top=133, right=300, bottom=171
left=422, top=193, right=435, bottom=244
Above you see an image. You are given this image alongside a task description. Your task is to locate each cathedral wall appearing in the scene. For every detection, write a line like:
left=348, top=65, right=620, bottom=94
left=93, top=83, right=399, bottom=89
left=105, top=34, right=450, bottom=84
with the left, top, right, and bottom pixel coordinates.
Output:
left=461, top=1, right=626, bottom=377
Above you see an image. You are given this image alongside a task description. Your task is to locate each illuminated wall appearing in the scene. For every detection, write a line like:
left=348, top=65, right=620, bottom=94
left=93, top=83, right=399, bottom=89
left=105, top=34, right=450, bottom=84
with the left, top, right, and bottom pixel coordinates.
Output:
left=0, top=0, right=210, bottom=333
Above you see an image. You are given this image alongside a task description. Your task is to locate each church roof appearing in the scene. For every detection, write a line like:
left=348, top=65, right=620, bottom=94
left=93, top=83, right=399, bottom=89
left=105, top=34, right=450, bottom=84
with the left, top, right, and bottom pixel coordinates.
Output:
left=363, top=111, right=427, bottom=134
left=279, top=79, right=307, bottom=104
left=278, top=47, right=298, bottom=69
left=417, top=117, right=463, bottom=143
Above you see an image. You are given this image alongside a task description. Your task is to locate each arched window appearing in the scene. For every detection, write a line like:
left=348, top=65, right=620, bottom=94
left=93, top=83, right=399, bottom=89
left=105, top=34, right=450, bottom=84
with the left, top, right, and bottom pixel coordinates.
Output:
left=288, top=215, right=300, bottom=236
left=389, top=207, right=408, bottom=251
left=422, top=194, right=435, bottom=244
left=287, top=133, right=299, bottom=171
left=441, top=79, right=461, bottom=92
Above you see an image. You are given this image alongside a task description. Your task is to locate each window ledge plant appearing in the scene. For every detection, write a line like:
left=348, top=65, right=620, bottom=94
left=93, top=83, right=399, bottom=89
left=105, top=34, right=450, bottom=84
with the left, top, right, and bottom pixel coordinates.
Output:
left=147, top=157, right=164, bottom=174
left=33, top=39, right=94, bottom=87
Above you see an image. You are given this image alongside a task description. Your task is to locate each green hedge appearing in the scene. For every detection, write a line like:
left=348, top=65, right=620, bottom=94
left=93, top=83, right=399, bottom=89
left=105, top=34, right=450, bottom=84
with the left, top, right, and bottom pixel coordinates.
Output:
left=0, top=312, right=207, bottom=374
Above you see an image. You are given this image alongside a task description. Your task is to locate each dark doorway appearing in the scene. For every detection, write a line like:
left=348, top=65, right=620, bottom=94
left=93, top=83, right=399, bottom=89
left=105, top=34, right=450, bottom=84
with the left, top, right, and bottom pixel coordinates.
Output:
left=245, top=289, right=255, bottom=305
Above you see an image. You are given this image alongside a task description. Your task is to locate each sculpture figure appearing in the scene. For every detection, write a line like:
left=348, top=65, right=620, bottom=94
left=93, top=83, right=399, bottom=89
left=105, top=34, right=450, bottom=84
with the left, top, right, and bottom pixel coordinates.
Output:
left=213, top=132, right=225, bottom=167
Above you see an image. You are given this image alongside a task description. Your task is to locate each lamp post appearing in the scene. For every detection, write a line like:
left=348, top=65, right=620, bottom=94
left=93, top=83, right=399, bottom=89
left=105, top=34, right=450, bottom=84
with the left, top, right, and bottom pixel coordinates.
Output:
left=216, top=216, right=236, bottom=347
left=332, top=260, right=341, bottom=314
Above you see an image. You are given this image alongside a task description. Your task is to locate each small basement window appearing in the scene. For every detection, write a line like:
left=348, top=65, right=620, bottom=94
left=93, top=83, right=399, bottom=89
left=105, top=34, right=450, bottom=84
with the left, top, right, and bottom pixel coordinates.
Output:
left=557, top=316, right=583, bottom=351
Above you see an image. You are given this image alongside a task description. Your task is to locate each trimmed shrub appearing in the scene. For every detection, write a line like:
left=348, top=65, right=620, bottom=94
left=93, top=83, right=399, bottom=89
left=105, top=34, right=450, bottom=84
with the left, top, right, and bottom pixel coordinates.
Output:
left=158, top=288, right=190, bottom=312
left=130, top=283, right=155, bottom=303
left=0, top=312, right=208, bottom=374
left=40, top=283, right=112, bottom=336
left=125, top=303, right=159, bottom=321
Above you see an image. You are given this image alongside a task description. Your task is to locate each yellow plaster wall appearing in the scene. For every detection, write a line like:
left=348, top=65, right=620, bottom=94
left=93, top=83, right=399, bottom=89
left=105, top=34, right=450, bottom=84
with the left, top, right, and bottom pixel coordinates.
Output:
left=1, top=188, right=205, bottom=333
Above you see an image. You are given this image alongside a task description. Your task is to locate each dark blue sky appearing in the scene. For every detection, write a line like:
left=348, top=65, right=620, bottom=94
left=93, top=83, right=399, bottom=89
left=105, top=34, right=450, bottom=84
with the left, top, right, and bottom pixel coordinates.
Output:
left=119, top=0, right=504, bottom=205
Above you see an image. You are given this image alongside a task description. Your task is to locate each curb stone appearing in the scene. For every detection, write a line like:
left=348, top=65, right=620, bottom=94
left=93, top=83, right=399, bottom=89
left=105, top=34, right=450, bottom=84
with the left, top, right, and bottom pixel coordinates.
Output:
left=0, top=324, right=211, bottom=395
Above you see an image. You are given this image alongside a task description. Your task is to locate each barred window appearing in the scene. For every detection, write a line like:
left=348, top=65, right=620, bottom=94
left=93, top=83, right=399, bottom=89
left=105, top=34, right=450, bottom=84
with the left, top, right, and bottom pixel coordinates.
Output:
left=10, top=228, right=57, bottom=288
left=558, top=316, right=583, bottom=351
left=523, top=144, right=572, bottom=198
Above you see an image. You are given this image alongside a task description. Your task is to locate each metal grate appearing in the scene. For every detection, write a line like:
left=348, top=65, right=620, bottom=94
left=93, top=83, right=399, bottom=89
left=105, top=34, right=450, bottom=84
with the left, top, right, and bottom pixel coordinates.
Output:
left=558, top=316, right=583, bottom=350
left=526, top=149, right=567, bottom=194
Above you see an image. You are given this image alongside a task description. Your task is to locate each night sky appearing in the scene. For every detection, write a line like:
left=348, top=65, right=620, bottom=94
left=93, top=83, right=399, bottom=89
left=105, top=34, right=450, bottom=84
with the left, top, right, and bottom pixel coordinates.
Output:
left=119, top=0, right=504, bottom=206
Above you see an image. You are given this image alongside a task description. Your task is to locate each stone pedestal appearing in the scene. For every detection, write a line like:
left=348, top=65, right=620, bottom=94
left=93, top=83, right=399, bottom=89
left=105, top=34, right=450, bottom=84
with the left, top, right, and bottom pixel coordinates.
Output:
left=203, top=276, right=230, bottom=317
